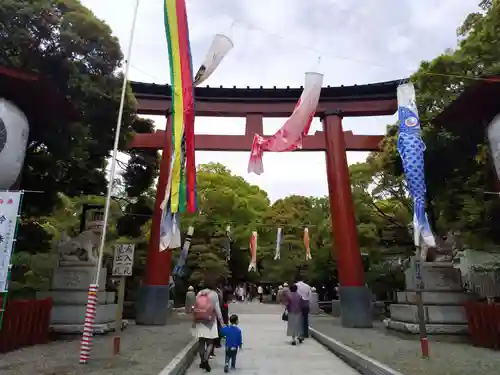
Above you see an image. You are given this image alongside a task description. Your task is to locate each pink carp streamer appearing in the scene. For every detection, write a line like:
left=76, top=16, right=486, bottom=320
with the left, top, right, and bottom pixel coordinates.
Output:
left=304, top=228, right=312, bottom=260
left=247, top=72, right=324, bottom=175
left=248, top=231, right=257, bottom=272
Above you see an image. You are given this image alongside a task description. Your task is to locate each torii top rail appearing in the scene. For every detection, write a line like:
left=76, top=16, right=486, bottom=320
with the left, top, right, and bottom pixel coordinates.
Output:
left=129, top=79, right=401, bottom=152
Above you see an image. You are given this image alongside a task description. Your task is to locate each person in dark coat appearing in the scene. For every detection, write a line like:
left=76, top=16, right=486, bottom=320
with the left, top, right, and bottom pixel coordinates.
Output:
left=211, top=285, right=226, bottom=356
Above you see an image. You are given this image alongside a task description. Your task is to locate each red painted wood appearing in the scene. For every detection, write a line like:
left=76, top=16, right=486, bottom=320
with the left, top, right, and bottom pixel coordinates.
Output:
left=245, top=114, right=264, bottom=135
left=130, top=130, right=383, bottom=152
left=323, top=113, right=365, bottom=287
left=0, top=66, right=38, bottom=81
left=144, top=114, right=173, bottom=286
left=0, top=298, right=52, bottom=353
left=465, top=301, right=500, bottom=350
left=135, top=97, right=397, bottom=117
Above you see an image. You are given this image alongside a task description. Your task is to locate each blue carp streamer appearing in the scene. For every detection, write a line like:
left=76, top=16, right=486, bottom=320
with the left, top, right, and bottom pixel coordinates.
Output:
left=173, top=226, right=194, bottom=276
left=397, top=83, right=436, bottom=248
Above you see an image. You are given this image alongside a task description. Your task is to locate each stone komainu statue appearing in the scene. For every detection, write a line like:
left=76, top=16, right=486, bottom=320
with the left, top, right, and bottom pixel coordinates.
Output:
left=57, top=230, right=101, bottom=264
left=417, top=230, right=463, bottom=263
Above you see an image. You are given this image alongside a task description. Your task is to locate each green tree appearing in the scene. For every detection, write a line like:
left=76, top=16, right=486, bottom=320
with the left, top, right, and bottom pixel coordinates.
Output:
left=0, top=0, right=159, bottom=266
left=176, top=163, right=270, bottom=288
left=0, top=0, right=139, bottom=215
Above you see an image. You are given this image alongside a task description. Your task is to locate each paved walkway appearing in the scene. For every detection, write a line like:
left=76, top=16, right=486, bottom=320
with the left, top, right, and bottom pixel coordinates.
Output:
left=185, top=303, right=359, bottom=375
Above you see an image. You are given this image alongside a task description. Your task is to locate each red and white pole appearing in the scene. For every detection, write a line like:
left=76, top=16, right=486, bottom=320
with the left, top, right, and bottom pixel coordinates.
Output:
left=79, top=0, right=140, bottom=364
left=79, top=284, right=98, bottom=364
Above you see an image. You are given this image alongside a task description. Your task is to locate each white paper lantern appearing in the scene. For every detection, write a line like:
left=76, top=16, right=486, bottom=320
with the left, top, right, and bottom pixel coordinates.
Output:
left=0, top=98, right=29, bottom=189
left=487, top=113, right=500, bottom=179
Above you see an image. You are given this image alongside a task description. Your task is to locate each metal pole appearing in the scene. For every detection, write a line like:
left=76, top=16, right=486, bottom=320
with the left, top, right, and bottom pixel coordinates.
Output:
left=93, top=0, right=140, bottom=285
left=414, top=257, right=429, bottom=358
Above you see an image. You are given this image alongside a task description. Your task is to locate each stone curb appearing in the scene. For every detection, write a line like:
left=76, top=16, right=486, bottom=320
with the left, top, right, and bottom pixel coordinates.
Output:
left=310, top=327, right=405, bottom=375
left=158, top=337, right=198, bottom=375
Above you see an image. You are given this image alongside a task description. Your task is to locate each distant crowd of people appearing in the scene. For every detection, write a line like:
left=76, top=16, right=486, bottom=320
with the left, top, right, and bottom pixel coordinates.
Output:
left=232, top=283, right=267, bottom=302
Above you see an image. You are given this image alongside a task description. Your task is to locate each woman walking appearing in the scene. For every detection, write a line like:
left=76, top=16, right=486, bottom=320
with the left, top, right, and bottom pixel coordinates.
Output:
left=193, top=278, right=225, bottom=372
left=285, top=284, right=304, bottom=345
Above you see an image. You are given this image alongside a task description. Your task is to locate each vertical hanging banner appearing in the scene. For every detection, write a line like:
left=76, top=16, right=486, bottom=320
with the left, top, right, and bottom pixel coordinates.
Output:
left=163, top=0, right=196, bottom=215
left=193, top=34, right=234, bottom=86
left=248, top=72, right=323, bottom=175
left=396, top=83, right=436, bottom=254
left=160, top=0, right=233, bottom=250
left=224, top=225, right=232, bottom=261
left=304, top=227, right=312, bottom=260
left=0, top=191, right=22, bottom=292
left=173, top=226, right=194, bottom=276
left=248, top=231, right=257, bottom=272
left=274, top=227, right=282, bottom=260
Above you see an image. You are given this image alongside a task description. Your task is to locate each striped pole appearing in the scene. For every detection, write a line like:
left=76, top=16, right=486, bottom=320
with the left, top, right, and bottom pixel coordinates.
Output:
left=79, top=284, right=98, bottom=364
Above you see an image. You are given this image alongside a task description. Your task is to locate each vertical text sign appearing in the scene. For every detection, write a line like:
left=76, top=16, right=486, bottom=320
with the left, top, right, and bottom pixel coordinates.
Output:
left=112, top=244, right=135, bottom=277
left=414, top=258, right=424, bottom=290
left=0, top=191, right=22, bottom=292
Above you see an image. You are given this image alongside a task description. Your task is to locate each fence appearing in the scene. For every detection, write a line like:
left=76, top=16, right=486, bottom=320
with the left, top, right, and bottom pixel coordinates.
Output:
left=0, top=297, right=53, bottom=353
left=465, top=301, right=500, bottom=349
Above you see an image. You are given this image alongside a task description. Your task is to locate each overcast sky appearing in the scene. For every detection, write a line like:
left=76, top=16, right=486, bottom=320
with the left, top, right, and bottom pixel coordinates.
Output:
left=81, top=0, right=478, bottom=202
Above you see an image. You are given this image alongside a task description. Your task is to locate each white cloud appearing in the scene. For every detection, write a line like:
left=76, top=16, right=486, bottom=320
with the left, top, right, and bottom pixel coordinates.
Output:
left=82, top=0, right=478, bottom=201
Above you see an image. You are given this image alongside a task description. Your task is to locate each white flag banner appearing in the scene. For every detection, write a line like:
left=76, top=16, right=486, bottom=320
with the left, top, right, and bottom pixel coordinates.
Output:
left=274, top=227, right=282, bottom=260
left=0, top=191, right=22, bottom=292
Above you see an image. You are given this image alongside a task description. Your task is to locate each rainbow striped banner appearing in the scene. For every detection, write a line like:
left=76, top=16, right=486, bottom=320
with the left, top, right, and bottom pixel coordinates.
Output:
left=160, top=1, right=233, bottom=250
left=164, top=0, right=197, bottom=214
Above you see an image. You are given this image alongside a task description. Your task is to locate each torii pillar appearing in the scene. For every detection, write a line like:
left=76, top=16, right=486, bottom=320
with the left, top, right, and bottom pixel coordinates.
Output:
left=323, top=110, right=372, bottom=328
left=136, top=110, right=173, bottom=325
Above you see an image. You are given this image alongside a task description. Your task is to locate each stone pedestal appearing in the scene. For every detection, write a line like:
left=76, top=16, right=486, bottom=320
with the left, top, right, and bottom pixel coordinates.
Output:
left=383, top=258, right=470, bottom=335
left=38, top=261, right=118, bottom=334
left=310, top=291, right=320, bottom=314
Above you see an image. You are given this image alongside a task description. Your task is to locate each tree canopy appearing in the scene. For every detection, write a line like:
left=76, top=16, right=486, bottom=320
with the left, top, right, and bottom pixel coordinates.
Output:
left=1, top=0, right=158, bottom=260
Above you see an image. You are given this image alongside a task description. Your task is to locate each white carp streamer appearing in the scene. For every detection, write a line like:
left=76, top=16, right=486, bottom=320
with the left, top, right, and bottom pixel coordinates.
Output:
left=274, top=227, right=283, bottom=260
left=194, top=34, right=234, bottom=86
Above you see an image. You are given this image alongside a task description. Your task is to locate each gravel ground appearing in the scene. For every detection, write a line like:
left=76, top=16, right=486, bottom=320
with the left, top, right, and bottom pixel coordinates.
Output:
left=311, top=315, right=500, bottom=375
left=0, top=314, right=193, bottom=375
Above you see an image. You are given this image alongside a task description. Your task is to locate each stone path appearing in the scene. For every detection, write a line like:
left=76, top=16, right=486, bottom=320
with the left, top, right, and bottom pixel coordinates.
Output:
left=311, top=314, right=500, bottom=375
left=186, top=303, right=359, bottom=375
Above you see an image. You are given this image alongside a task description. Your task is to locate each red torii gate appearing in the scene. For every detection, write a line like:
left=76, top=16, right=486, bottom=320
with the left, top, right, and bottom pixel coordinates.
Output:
left=130, top=80, right=400, bottom=328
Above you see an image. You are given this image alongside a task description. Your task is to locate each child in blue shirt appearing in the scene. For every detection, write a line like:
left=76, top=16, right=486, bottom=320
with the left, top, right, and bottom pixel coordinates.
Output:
left=221, top=314, right=242, bottom=373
